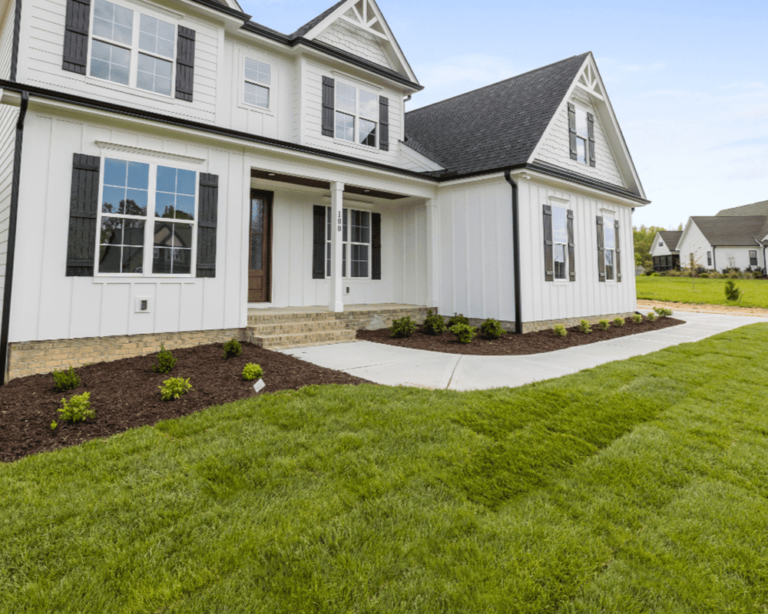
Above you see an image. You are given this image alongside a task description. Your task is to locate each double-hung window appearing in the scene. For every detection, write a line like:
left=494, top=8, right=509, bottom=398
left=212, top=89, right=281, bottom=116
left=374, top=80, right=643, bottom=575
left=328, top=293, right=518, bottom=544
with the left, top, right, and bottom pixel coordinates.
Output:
left=707, top=251, right=712, bottom=266
left=244, top=58, right=271, bottom=109
left=750, top=250, right=758, bottom=267
left=98, top=157, right=196, bottom=276
left=552, top=206, right=568, bottom=280
left=325, top=207, right=371, bottom=278
left=604, top=215, right=616, bottom=280
left=90, top=0, right=175, bottom=96
left=335, top=82, right=378, bottom=148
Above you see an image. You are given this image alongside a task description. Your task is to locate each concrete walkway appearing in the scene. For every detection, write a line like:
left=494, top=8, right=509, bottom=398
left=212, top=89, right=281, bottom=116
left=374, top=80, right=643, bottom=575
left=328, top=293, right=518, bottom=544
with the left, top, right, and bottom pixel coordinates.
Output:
left=280, top=311, right=768, bottom=391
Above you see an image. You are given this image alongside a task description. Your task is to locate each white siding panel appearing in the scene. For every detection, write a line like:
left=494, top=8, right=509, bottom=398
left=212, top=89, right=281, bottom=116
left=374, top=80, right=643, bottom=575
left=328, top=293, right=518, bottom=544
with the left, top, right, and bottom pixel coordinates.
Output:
left=316, top=19, right=394, bottom=70
left=677, top=222, right=763, bottom=271
left=0, top=0, right=15, bottom=79
left=0, top=103, right=18, bottom=329
left=535, top=88, right=626, bottom=188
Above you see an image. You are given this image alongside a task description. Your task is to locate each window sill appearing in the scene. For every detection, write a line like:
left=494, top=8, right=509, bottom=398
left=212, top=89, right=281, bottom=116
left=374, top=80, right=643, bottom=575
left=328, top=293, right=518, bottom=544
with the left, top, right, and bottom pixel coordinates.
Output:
left=237, top=100, right=275, bottom=117
left=82, top=73, right=182, bottom=106
left=91, top=276, right=198, bottom=283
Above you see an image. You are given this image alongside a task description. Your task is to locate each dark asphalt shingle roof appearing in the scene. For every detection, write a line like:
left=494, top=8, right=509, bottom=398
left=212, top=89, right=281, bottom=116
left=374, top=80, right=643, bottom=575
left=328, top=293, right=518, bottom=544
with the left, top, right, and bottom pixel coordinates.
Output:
left=658, top=231, right=682, bottom=251
left=290, top=0, right=348, bottom=39
left=691, top=216, right=768, bottom=246
left=404, top=52, right=589, bottom=178
left=716, top=200, right=768, bottom=217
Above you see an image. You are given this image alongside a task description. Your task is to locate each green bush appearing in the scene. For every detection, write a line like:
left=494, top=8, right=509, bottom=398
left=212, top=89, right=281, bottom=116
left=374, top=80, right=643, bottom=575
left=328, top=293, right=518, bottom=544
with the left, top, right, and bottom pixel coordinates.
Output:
left=578, top=319, right=592, bottom=334
left=449, top=323, right=477, bottom=344
left=479, top=318, right=506, bottom=340
left=632, top=314, right=643, bottom=324
left=152, top=344, right=177, bottom=374
left=612, top=317, right=626, bottom=328
left=447, top=313, right=470, bottom=328
left=223, top=338, right=242, bottom=359
left=422, top=310, right=447, bottom=335
left=160, top=377, right=193, bottom=401
left=242, top=363, right=264, bottom=381
left=52, top=366, right=80, bottom=393
left=647, top=311, right=657, bottom=322
left=725, top=280, right=741, bottom=301
left=553, top=324, right=567, bottom=337
left=698, top=273, right=709, bottom=278
left=391, top=316, right=417, bottom=338
left=597, top=319, right=610, bottom=331
left=50, top=421, right=57, bottom=431
left=653, top=307, right=673, bottom=318
left=650, top=272, right=660, bottom=277
left=58, top=392, right=94, bottom=423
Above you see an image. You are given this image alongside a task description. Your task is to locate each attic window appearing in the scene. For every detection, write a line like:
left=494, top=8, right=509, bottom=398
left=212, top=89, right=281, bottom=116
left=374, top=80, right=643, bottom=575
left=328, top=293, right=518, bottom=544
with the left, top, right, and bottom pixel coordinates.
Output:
left=575, top=108, right=589, bottom=165
left=659, top=241, right=663, bottom=246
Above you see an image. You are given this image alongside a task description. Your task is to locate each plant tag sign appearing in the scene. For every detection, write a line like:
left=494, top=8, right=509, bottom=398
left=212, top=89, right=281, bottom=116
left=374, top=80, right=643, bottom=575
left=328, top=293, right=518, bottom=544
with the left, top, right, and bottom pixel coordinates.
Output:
left=253, top=379, right=266, bottom=393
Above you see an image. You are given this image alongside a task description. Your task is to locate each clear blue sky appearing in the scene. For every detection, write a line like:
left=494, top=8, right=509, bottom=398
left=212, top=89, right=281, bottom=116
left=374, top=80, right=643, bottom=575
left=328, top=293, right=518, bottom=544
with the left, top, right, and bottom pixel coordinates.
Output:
left=240, top=0, right=768, bottom=229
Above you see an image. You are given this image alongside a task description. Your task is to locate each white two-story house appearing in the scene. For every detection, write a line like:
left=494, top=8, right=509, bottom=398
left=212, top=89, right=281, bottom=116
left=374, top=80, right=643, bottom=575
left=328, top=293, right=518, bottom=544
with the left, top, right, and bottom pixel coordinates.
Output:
left=0, top=0, right=649, bottom=380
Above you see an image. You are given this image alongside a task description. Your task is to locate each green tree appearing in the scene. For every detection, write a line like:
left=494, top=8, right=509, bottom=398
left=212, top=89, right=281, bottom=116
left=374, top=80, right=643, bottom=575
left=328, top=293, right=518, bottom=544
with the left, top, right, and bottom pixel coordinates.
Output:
left=633, top=225, right=667, bottom=270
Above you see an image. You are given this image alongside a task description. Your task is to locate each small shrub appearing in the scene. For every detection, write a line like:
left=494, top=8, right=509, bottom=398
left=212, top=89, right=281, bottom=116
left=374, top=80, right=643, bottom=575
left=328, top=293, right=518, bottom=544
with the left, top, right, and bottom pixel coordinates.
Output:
left=50, top=421, right=57, bottom=431
left=242, top=363, right=264, bottom=381
left=553, top=324, right=567, bottom=337
left=449, top=323, right=477, bottom=344
left=653, top=307, right=672, bottom=318
left=579, top=319, right=592, bottom=334
left=647, top=311, right=657, bottom=322
left=422, top=310, right=447, bottom=335
left=223, top=338, right=242, bottom=359
left=479, top=318, right=507, bottom=340
left=632, top=314, right=643, bottom=324
left=58, top=392, right=94, bottom=423
left=650, top=272, right=660, bottom=277
left=725, top=280, right=741, bottom=301
left=612, top=317, right=626, bottom=328
left=447, top=313, right=470, bottom=328
left=160, top=377, right=193, bottom=401
left=391, top=316, right=417, bottom=338
left=52, top=366, right=80, bottom=393
left=152, top=344, right=177, bottom=373
left=597, top=319, right=610, bottom=331
left=698, top=273, right=709, bottom=278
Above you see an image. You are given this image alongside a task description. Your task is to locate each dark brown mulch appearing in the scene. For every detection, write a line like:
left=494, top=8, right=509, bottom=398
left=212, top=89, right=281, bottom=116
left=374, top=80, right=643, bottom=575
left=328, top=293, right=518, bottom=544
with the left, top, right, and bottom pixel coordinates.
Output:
left=357, top=316, right=685, bottom=355
left=0, top=343, right=371, bottom=463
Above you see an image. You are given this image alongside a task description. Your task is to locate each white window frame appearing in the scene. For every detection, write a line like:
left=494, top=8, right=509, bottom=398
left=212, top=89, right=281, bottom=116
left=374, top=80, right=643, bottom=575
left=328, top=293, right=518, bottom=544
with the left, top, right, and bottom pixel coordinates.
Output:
left=574, top=104, right=589, bottom=166
left=325, top=206, right=372, bottom=280
left=94, top=156, right=198, bottom=278
left=87, top=0, right=177, bottom=99
left=243, top=57, right=271, bottom=110
left=334, top=80, right=379, bottom=149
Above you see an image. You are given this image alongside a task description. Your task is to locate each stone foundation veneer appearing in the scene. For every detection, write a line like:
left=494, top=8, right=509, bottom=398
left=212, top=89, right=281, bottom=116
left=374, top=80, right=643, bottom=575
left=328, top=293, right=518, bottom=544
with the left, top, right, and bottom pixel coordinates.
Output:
left=464, top=312, right=638, bottom=334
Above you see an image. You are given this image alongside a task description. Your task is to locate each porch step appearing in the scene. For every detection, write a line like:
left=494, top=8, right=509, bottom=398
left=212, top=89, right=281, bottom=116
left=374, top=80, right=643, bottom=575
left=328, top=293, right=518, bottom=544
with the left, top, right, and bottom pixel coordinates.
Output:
left=248, top=328, right=357, bottom=350
left=247, top=319, right=351, bottom=336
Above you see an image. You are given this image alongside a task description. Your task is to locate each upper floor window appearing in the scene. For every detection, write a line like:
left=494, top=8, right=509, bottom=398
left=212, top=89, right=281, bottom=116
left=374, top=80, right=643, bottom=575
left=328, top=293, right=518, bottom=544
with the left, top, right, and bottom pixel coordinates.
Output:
left=604, top=216, right=616, bottom=280
left=574, top=108, right=589, bottom=165
left=335, top=82, right=378, bottom=148
left=244, top=58, right=271, bottom=109
left=90, top=0, right=176, bottom=96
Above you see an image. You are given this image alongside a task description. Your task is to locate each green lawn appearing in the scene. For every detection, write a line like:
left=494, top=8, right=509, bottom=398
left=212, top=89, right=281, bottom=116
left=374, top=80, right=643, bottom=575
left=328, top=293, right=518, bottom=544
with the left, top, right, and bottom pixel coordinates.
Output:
left=3, top=326, right=768, bottom=613
left=637, top=275, right=768, bottom=308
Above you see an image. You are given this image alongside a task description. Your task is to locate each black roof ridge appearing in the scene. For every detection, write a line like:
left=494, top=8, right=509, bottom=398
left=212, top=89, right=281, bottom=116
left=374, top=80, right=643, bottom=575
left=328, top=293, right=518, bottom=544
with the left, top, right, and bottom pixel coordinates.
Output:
left=406, top=51, right=591, bottom=116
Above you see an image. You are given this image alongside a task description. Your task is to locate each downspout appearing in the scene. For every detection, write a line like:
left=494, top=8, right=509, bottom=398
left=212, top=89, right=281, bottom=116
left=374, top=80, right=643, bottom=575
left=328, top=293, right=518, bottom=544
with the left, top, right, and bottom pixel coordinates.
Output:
left=504, top=170, right=523, bottom=334
left=0, top=91, right=29, bottom=384
left=712, top=246, right=717, bottom=273
left=10, top=0, right=22, bottom=82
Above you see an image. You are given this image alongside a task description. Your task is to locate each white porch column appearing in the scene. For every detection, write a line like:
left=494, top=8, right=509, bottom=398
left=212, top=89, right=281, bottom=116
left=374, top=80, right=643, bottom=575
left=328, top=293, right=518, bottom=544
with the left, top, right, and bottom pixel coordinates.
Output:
left=425, top=199, right=439, bottom=309
left=329, top=181, right=345, bottom=313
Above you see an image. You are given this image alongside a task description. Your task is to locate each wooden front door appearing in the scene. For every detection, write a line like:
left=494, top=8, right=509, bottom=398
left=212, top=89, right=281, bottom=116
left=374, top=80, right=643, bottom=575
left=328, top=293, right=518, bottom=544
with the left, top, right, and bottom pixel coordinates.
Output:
left=248, top=190, right=273, bottom=303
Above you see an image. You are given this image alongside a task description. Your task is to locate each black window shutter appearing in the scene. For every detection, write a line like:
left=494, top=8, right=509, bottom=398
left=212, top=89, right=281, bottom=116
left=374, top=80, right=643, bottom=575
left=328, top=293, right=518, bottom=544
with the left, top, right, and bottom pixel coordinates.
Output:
left=379, top=97, right=389, bottom=151
left=322, top=77, right=335, bottom=137
left=371, top=212, right=381, bottom=280
left=66, top=154, right=100, bottom=276
left=312, top=205, right=326, bottom=279
left=543, top=204, right=554, bottom=282
left=63, top=0, right=91, bottom=74
left=196, top=173, right=218, bottom=277
left=615, top=219, right=622, bottom=282
left=596, top=216, right=605, bottom=282
left=587, top=112, right=596, bottom=167
left=175, top=26, right=196, bottom=102
left=567, top=209, right=576, bottom=282
left=568, top=102, right=577, bottom=160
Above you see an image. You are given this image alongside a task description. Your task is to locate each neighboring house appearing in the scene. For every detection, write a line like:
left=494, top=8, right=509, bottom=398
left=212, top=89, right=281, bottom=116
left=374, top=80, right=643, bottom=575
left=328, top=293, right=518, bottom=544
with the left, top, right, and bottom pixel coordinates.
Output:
left=676, top=215, right=768, bottom=272
left=0, top=0, right=649, bottom=380
left=649, top=230, right=682, bottom=271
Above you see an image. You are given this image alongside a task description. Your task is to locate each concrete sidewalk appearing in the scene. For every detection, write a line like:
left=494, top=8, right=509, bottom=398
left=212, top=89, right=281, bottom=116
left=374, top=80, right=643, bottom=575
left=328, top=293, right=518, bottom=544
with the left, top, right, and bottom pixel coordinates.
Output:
left=280, top=311, right=768, bottom=391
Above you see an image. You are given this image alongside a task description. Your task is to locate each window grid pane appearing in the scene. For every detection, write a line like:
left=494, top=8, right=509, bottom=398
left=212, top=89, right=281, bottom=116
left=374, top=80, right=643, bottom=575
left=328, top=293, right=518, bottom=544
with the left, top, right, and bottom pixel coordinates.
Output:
left=156, top=166, right=196, bottom=220
left=90, top=40, right=130, bottom=85
left=336, top=112, right=354, bottom=142
left=605, top=249, right=614, bottom=280
left=336, top=83, right=356, bottom=115
left=137, top=53, right=173, bottom=96
left=576, top=137, right=587, bottom=164
left=244, top=82, right=269, bottom=108
left=102, top=158, right=149, bottom=215
left=99, top=217, right=145, bottom=274
left=554, top=244, right=566, bottom=280
left=359, top=90, right=378, bottom=120
left=139, top=14, right=175, bottom=59
left=244, top=58, right=271, bottom=86
left=359, top=118, right=376, bottom=147
left=604, top=218, right=616, bottom=250
left=153, top=221, right=192, bottom=274
left=93, top=0, right=133, bottom=45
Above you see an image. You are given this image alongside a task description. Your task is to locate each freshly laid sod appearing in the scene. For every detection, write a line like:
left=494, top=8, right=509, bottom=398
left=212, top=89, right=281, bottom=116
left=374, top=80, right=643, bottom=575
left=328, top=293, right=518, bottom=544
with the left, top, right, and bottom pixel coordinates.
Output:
left=3, top=325, right=768, bottom=613
left=637, top=275, right=768, bottom=308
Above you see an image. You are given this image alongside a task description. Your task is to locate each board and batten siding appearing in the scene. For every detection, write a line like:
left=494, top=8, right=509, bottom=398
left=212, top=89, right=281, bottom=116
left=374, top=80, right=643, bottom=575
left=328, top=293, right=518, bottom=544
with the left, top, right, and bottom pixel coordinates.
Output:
left=0, top=104, right=19, bottom=330
left=435, top=179, right=517, bottom=323
left=302, top=60, right=403, bottom=164
left=534, top=88, right=626, bottom=188
left=259, top=186, right=426, bottom=308
left=0, top=0, right=15, bottom=79
left=21, top=0, right=220, bottom=124
left=517, top=178, right=636, bottom=324
left=8, top=110, right=250, bottom=344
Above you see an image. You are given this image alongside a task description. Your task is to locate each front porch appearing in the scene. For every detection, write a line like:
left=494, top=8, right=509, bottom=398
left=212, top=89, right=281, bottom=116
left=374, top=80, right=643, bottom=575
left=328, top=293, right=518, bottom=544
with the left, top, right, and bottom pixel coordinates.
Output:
left=246, top=303, right=428, bottom=349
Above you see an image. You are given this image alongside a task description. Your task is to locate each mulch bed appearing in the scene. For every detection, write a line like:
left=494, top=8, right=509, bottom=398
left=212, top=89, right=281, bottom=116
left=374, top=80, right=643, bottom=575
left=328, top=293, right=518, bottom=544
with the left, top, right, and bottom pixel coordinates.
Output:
left=0, top=343, right=370, bottom=463
left=357, top=316, right=685, bottom=355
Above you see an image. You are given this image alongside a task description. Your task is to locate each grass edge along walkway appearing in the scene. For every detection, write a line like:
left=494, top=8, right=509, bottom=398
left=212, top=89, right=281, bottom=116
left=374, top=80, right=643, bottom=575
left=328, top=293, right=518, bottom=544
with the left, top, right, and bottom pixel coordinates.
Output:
left=2, top=324, right=768, bottom=613
left=637, top=275, right=768, bottom=309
